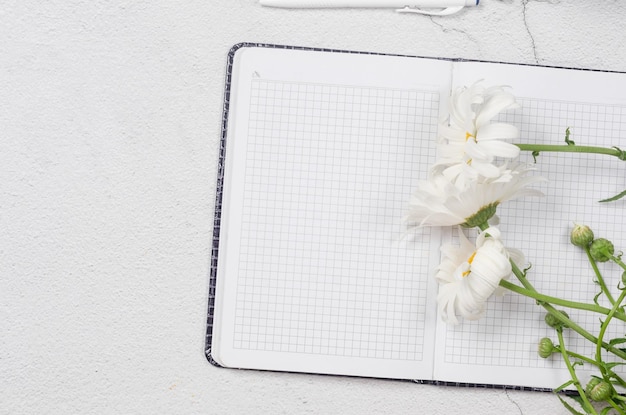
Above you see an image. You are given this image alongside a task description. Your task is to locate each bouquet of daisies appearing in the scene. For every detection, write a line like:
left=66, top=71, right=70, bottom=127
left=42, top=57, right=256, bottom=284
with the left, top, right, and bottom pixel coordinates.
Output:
left=406, top=83, right=626, bottom=415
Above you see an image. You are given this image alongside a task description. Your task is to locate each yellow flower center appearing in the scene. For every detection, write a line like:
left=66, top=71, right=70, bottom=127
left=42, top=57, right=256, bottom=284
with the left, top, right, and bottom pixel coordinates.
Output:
left=462, top=251, right=477, bottom=277
left=465, top=132, right=477, bottom=165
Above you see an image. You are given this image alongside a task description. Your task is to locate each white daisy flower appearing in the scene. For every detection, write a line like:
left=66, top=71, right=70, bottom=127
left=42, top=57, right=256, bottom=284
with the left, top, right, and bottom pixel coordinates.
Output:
left=405, top=163, right=545, bottom=228
left=436, top=83, right=521, bottom=180
left=436, top=227, right=523, bottom=325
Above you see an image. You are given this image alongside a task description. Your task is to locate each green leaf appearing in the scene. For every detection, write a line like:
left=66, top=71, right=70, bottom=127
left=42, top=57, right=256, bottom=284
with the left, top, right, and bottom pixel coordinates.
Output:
left=599, top=188, right=626, bottom=203
left=523, top=263, right=533, bottom=277
left=598, top=361, right=626, bottom=385
left=604, top=362, right=626, bottom=370
left=569, top=393, right=586, bottom=406
left=531, top=150, right=540, bottom=163
left=555, top=380, right=575, bottom=392
left=609, top=337, right=626, bottom=346
left=610, top=374, right=626, bottom=389
left=593, top=291, right=602, bottom=306
left=557, top=395, right=586, bottom=415
left=565, top=127, right=575, bottom=146
left=608, top=369, right=626, bottom=380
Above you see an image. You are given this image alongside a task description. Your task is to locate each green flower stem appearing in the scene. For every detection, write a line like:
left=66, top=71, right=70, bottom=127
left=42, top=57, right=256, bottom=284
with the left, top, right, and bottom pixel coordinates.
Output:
left=509, top=260, right=535, bottom=291
left=558, top=349, right=626, bottom=391
left=562, top=343, right=626, bottom=393
left=585, top=245, right=615, bottom=305
left=509, top=261, right=626, bottom=361
left=611, top=255, right=626, bottom=272
left=556, top=329, right=597, bottom=415
left=558, top=349, right=600, bottom=367
left=498, top=279, right=626, bottom=322
left=607, top=398, right=624, bottom=414
left=515, top=143, right=626, bottom=160
left=595, top=289, right=626, bottom=382
left=613, top=395, right=626, bottom=403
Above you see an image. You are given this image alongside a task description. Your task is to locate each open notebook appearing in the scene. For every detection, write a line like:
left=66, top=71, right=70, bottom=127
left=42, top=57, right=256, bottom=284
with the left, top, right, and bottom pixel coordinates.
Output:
left=206, top=43, right=626, bottom=390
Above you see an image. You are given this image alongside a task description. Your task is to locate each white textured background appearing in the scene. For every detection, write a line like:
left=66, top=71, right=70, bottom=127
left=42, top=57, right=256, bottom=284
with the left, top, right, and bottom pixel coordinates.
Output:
left=2, top=1, right=625, bottom=414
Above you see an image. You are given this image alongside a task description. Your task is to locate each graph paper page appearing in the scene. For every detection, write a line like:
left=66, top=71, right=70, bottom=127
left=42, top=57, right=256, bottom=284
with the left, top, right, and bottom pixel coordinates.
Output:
left=212, top=47, right=451, bottom=379
left=433, top=62, right=626, bottom=389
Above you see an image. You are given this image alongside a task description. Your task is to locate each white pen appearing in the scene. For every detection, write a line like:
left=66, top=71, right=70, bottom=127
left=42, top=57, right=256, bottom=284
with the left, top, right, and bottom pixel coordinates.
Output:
left=259, top=0, right=479, bottom=16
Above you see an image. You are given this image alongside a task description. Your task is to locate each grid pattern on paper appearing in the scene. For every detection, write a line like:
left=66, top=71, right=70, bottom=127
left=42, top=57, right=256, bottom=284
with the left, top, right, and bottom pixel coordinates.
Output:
left=443, top=98, right=626, bottom=368
left=232, top=79, right=439, bottom=361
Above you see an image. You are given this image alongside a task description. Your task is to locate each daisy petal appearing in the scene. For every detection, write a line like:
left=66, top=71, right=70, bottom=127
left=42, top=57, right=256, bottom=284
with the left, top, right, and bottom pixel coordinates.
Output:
left=476, top=140, right=521, bottom=159
left=477, top=123, right=520, bottom=141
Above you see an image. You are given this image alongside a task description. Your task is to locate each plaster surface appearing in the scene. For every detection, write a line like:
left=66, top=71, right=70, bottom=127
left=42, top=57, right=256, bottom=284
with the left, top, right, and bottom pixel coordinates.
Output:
left=2, top=1, right=625, bottom=414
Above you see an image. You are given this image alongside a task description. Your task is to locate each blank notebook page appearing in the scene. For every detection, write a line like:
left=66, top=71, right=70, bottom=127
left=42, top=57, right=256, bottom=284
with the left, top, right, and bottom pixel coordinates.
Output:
left=212, top=48, right=450, bottom=379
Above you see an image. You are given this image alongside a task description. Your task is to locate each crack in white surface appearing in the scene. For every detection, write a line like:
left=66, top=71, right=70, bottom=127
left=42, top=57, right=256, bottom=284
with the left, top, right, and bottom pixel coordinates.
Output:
left=522, top=0, right=562, bottom=64
left=521, top=0, right=539, bottom=64
left=505, top=389, right=524, bottom=414
left=427, top=16, right=480, bottom=51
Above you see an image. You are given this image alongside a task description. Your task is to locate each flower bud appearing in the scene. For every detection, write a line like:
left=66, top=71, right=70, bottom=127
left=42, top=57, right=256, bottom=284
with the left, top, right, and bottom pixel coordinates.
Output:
left=544, top=310, right=569, bottom=330
left=586, top=377, right=612, bottom=402
left=537, top=337, right=555, bottom=358
left=589, top=238, right=615, bottom=262
left=570, top=224, right=594, bottom=248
